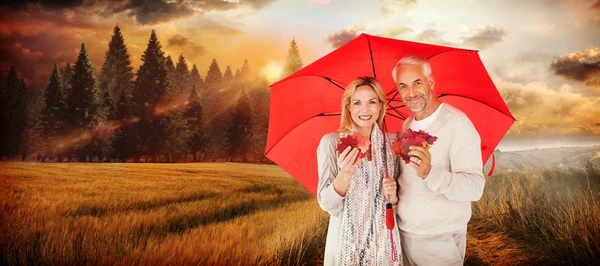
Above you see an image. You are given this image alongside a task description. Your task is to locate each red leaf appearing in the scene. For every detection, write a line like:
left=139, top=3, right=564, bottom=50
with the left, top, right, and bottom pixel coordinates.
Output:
left=336, top=132, right=371, bottom=163
left=391, top=129, right=437, bottom=164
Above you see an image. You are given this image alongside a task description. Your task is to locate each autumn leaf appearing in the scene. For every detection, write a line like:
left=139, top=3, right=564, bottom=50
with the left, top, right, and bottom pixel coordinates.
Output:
left=336, top=132, right=371, bottom=163
left=391, top=129, right=438, bottom=164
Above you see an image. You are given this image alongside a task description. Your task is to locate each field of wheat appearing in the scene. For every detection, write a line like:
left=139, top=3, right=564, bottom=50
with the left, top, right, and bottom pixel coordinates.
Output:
left=0, top=162, right=329, bottom=265
left=1, top=162, right=599, bottom=265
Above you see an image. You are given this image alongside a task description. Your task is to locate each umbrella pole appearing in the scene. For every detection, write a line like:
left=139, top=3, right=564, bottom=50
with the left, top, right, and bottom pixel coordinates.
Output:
left=382, top=118, right=397, bottom=262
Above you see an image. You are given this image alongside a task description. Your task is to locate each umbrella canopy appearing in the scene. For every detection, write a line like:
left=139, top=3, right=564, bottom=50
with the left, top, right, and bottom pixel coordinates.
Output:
left=266, top=33, right=515, bottom=196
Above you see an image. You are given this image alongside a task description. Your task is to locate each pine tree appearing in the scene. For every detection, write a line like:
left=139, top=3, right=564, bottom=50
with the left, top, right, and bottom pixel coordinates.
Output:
left=234, top=68, right=241, bottom=80
left=161, top=55, right=190, bottom=162
left=205, top=58, right=222, bottom=87
left=15, top=78, right=30, bottom=159
left=132, top=30, right=171, bottom=162
left=66, top=43, right=103, bottom=161
left=41, top=63, right=68, bottom=160
left=190, top=64, right=204, bottom=89
left=223, top=65, right=233, bottom=81
left=112, top=90, right=135, bottom=162
left=240, top=59, right=250, bottom=79
left=133, top=31, right=169, bottom=118
left=67, top=44, right=102, bottom=127
left=24, top=87, right=44, bottom=161
left=99, top=25, right=134, bottom=109
left=0, top=67, right=28, bottom=159
left=226, top=91, right=253, bottom=162
left=172, top=54, right=190, bottom=96
left=60, top=62, right=73, bottom=91
left=284, top=37, right=303, bottom=77
left=101, top=89, right=116, bottom=120
left=0, top=71, right=6, bottom=158
left=184, top=85, right=207, bottom=161
left=165, top=55, right=175, bottom=74
left=248, top=86, right=270, bottom=161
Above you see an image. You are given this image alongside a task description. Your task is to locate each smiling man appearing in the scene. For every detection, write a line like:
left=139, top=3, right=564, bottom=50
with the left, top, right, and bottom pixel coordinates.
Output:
left=392, top=55, right=486, bottom=266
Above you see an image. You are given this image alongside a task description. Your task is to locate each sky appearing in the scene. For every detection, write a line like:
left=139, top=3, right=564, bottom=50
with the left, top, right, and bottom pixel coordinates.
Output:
left=0, top=0, right=599, bottom=151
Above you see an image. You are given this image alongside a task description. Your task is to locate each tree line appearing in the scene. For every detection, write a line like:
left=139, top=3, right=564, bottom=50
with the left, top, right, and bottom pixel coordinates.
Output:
left=0, top=25, right=304, bottom=162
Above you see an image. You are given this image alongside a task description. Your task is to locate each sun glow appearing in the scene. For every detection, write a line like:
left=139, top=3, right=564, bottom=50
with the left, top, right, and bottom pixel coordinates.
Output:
left=262, top=61, right=283, bottom=83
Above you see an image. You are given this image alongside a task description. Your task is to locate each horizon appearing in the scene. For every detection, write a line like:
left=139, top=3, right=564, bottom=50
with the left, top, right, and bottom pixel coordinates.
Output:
left=1, top=0, right=599, bottom=153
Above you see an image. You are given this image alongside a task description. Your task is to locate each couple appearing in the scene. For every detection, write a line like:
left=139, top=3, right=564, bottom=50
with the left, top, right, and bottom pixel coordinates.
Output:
left=317, top=55, right=486, bottom=266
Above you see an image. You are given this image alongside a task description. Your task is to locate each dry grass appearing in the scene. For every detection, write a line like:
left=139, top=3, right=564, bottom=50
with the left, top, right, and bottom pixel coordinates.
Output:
left=0, top=162, right=328, bottom=265
left=1, top=162, right=599, bottom=265
left=470, top=164, right=600, bottom=265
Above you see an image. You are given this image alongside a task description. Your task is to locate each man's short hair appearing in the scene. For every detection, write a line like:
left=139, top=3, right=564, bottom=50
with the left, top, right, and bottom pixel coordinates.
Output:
left=391, top=55, right=432, bottom=83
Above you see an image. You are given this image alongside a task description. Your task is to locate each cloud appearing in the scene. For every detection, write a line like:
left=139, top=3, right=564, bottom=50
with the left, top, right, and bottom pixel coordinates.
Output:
left=166, top=33, right=206, bottom=57
left=168, top=34, right=188, bottom=47
left=414, top=28, right=455, bottom=47
left=461, top=25, right=506, bottom=50
left=402, top=24, right=505, bottom=50
left=2, top=1, right=279, bottom=26
left=499, top=80, right=600, bottom=137
left=550, top=47, right=600, bottom=87
left=327, top=26, right=364, bottom=48
left=493, top=52, right=552, bottom=84
left=241, top=0, right=278, bottom=9
left=383, top=26, right=413, bottom=38
left=110, top=0, right=277, bottom=19
left=192, top=0, right=237, bottom=11
left=0, top=0, right=92, bottom=10
left=381, top=0, right=416, bottom=16
left=0, top=28, right=88, bottom=86
left=122, top=0, right=196, bottom=25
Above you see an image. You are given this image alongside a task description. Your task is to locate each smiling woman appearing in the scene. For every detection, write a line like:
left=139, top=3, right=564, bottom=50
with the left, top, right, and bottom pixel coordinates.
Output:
left=262, top=61, right=283, bottom=83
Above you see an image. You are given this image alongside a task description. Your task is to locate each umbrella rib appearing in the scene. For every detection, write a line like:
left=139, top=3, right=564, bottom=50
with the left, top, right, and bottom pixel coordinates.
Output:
left=322, top=76, right=345, bottom=90
left=427, top=48, right=478, bottom=60
left=366, top=35, right=376, bottom=78
left=387, top=106, right=406, bottom=119
left=386, top=112, right=404, bottom=120
left=385, top=94, right=514, bottom=120
left=265, top=110, right=406, bottom=156
left=270, top=74, right=346, bottom=90
left=316, top=113, right=340, bottom=116
left=387, top=90, right=399, bottom=99
left=264, top=113, right=341, bottom=156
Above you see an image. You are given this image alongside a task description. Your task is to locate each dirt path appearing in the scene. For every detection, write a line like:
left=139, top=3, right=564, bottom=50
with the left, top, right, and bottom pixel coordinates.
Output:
left=465, top=223, right=535, bottom=265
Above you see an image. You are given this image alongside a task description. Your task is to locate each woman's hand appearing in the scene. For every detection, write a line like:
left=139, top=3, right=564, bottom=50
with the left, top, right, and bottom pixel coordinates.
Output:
left=338, top=146, right=360, bottom=175
left=382, top=175, right=398, bottom=205
left=333, top=146, right=359, bottom=196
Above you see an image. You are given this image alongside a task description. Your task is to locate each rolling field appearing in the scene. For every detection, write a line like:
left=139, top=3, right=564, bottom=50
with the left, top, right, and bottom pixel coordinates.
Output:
left=0, top=163, right=328, bottom=265
left=1, top=160, right=599, bottom=265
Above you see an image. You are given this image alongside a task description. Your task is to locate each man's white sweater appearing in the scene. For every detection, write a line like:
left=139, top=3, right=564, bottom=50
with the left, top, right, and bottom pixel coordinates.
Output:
left=396, top=103, right=485, bottom=237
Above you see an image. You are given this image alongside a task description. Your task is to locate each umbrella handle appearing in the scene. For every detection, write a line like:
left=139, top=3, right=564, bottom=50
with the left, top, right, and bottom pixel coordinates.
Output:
left=382, top=118, right=398, bottom=262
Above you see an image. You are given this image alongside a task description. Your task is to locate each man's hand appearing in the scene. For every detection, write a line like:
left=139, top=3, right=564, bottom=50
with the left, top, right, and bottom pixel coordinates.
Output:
left=408, top=145, right=431, bottom=179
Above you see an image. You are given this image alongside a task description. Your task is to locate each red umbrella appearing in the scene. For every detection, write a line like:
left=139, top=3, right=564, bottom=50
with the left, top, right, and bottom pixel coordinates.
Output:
left=265, top=33, right=515, bottom=196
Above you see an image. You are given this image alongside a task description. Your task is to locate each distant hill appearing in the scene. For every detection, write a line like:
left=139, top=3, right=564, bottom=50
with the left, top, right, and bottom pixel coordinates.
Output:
left=484, top=146, right=600, bottom=172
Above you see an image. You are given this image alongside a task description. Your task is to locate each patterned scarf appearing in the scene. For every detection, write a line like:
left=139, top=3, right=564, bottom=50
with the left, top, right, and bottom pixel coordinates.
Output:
left=336, top=123, right=403, bottom=266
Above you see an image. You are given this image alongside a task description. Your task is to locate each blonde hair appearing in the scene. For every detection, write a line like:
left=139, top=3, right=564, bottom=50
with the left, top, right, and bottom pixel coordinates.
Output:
left=391, top=54, right=432, bottom=83
left=337, top=76, right=387, bottom=133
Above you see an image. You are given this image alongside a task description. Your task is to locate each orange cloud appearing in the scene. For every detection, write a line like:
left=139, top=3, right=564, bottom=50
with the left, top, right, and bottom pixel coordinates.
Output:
left=327, top=26, right=364, bottom=48
left=550, top=47, right=600, bottom=88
